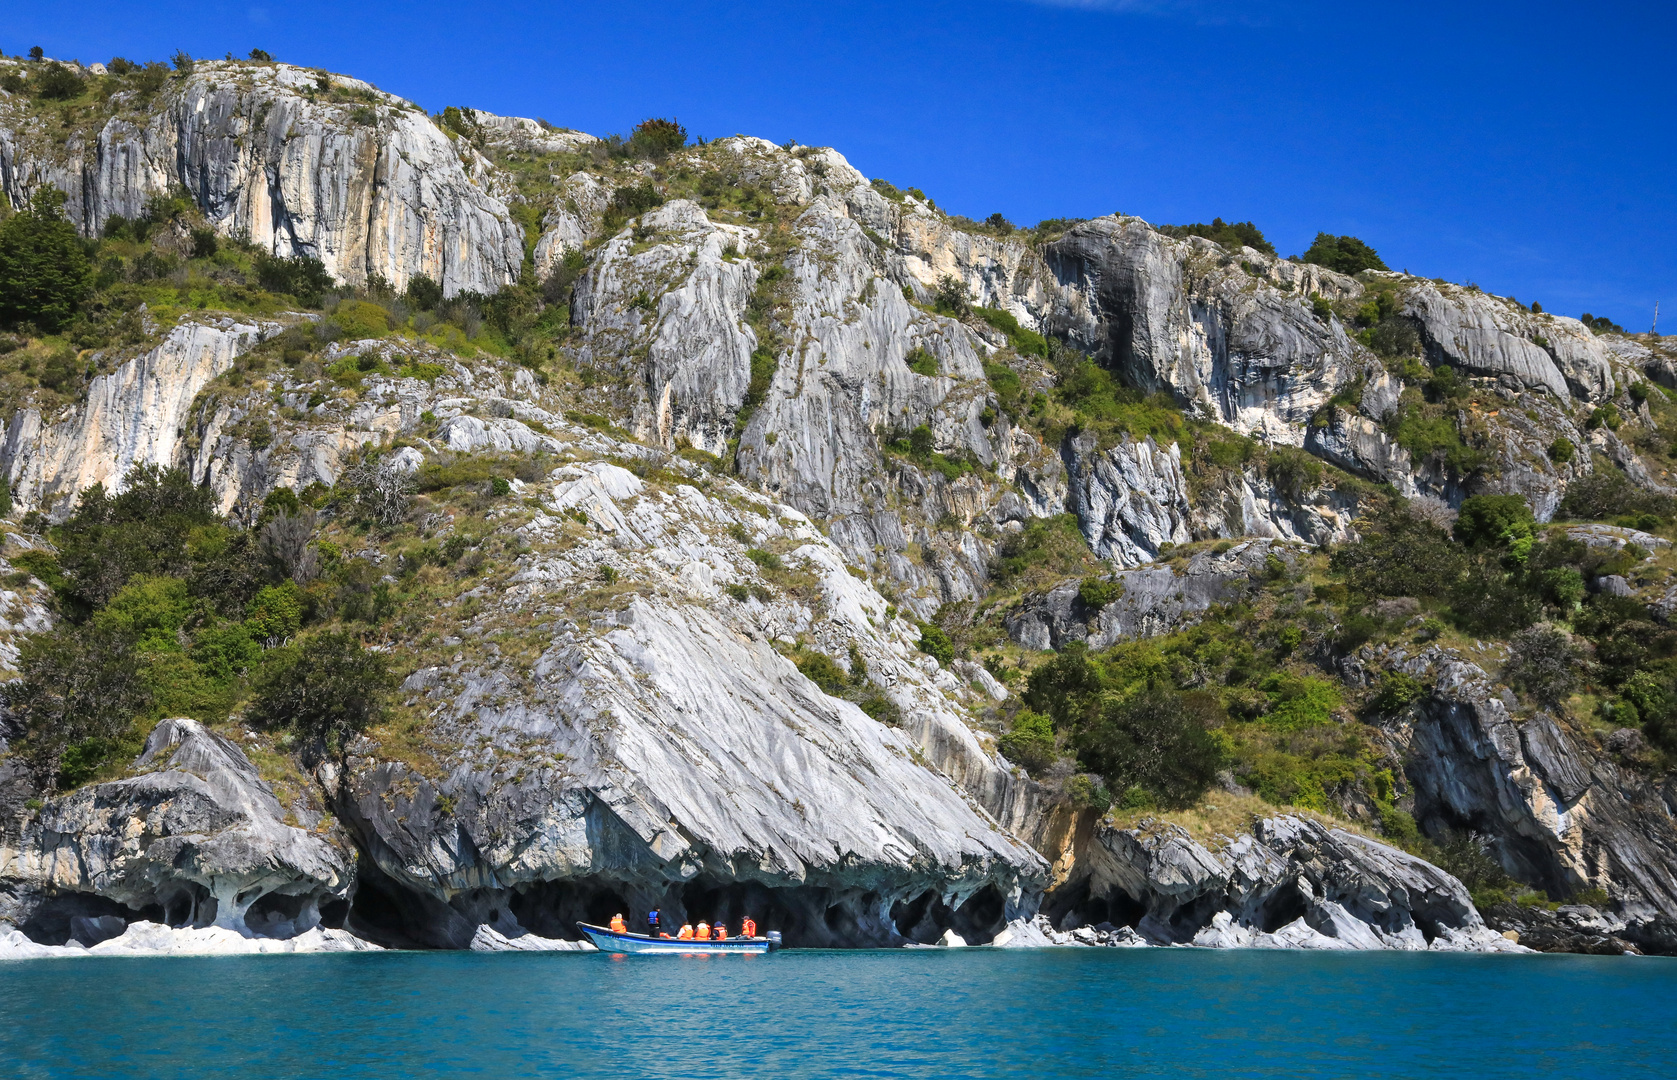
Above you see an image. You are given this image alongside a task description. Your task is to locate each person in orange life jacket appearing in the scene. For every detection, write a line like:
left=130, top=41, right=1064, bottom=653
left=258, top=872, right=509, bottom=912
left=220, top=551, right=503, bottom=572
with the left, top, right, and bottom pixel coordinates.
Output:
left=741, top=916, right=757, bottom=938
left=609, top=913, right=627, bottom=934
left=647, top=908, right=660, bottom=936
left=695, top=921, right=711, bottom=940
left=676, top=923, right=694, bottom=940
left=713, top=922, right=727, bottom=941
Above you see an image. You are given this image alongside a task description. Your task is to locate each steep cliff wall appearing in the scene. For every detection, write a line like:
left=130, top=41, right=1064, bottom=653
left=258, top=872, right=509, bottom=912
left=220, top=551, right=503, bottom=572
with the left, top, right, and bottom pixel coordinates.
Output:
left=0, top=61, right=523, bottom=294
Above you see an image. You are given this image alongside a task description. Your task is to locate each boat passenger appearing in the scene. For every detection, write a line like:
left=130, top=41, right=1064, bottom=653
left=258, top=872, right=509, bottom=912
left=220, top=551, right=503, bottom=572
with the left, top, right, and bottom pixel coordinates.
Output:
left=713, top=923, right=727, bottom=941
left=677, top=924, right=694, bottom=940
left=609, top=913, right=627, bottom=934
left=741, top=916, right=757, bottom=938
left=647, top=908, right=661, bottom=935
left=695, top=922, right=711, bottom=940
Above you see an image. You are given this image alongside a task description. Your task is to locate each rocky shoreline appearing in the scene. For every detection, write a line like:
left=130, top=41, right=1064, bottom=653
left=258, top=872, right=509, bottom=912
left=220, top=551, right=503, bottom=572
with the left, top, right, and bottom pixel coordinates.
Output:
left=0, top=715, right=1560, bottom=959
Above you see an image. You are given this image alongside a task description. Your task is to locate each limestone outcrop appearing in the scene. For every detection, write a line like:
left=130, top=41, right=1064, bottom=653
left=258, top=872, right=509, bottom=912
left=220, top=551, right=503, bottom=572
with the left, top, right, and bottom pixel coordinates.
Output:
left=329, top=460, right=1048, bottom=949
left=1051, top=813, right=1522, bottom=952
left=0, top=62, right=523, bottom=294
left=1, top=318, right=269, bottom=517
left=5, top=57, right=1677, bottom=959
left=1365, top=645, right=1677, bottom=934
left=1, top=718, right=354, bottom=946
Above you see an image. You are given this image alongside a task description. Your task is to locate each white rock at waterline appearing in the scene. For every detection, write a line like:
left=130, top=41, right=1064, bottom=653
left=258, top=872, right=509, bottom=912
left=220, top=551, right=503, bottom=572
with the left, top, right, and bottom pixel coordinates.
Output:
left=0, top=923, right=380, bottom=960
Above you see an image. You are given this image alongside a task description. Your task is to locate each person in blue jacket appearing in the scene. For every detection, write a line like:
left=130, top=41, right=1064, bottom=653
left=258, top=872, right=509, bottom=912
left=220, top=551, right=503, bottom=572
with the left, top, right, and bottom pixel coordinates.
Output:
left=647, top=908, right=661, bottom=936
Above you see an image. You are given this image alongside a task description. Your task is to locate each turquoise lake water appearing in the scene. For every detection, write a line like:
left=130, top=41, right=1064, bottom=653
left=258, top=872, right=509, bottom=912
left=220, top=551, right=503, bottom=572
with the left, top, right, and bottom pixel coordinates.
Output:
left=2, top=949, right=1673, bottom=1079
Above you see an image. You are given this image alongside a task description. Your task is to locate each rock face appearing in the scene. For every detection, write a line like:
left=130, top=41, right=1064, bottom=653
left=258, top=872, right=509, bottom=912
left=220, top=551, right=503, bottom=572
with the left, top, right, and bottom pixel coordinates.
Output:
left=1044, top=219, right=1369, bottom=442
left=1371, top=645, right=1677, bottom=938
left=1400, top=278, right=1616, bottom=402
left=1, top=318, right=268, bottom=516
left=1007, top=538, right=1300, bottom=651
left=0, top=62, right=523, bottom=294
left=0, top=719, right=353, bottom=945
left=1049, top=814, right=1521, bottom=951
left=330, top=462, right=1047, bottom=950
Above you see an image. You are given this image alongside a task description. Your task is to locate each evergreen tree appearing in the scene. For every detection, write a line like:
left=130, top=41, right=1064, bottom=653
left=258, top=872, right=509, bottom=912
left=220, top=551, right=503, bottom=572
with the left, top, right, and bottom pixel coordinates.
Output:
left=0, top=187, right=91, bottom=332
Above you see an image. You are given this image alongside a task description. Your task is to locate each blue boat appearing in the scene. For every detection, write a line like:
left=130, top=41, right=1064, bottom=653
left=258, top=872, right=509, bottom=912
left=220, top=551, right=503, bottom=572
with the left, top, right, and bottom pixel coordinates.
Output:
left=577, top=922, right=781, bottom=955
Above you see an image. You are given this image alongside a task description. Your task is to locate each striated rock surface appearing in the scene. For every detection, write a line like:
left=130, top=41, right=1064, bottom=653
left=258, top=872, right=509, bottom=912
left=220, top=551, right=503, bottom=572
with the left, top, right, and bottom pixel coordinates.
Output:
left=1052, top=814, right=1521, bottom=952
left=1007, top=538, right=1300, bottom=651
left=0, top=62, right=523, bottom=294
left=1, top=318, right=268, bottom=517
left=329, top=462, right=1048, bottom=949
left=1, top=718, right=354, bottom=945
left=1371, top=645, right=1677, bottom=937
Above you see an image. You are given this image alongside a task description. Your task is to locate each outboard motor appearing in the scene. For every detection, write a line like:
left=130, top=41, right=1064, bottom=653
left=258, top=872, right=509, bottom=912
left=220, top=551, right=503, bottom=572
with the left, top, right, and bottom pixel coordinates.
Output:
left=766, top=931, right=783, bottom=951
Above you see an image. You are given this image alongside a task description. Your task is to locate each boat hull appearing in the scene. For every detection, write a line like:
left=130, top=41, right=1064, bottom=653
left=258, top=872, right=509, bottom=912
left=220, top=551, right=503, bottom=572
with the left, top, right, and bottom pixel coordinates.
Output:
left=577, top=923, right=777, bottom=955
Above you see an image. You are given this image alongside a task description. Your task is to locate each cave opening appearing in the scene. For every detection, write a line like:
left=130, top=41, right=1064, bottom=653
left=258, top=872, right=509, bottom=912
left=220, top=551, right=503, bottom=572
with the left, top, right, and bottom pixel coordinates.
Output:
left=1041, top=878, right=1145, bottom=932
left=16, top=892, right=153, bottom=946
left=1258, top=882, right=1310, bottom=933
left=506, top=879, right=633, bottom=940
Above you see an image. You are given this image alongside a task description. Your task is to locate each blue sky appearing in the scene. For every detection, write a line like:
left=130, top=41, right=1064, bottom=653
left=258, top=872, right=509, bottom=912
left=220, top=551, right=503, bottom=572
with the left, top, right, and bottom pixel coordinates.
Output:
left=10, top=1, right=1673, bottom=329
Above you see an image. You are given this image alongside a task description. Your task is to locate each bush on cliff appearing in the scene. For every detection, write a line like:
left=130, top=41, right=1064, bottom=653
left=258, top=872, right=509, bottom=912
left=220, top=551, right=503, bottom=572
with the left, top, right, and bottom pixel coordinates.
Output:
left=0, top=187, right=92, bottom=333
left=11, top=624, right=152, bottom=792
left=1302, top=233, right=1387, bottom=275
left=255, top=252, right=335, bottom=306
left=248, top=631, right=394, bottom=749
left=1158, top=217, right=1276, bottom=256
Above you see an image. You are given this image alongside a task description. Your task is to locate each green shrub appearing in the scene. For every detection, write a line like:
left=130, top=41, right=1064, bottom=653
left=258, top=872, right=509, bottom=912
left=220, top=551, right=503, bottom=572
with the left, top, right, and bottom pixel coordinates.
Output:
left=1503, top=623, right=1579, bottom=708
left=916, top=621, right=955, bottom=666
left=974, top=306, right=1048, bottom=358
left=92, top=574, right=193, bottom=650
left=745, top=548, right=782, bottom=571
left=11, top=624, right=152, bottom=790
left=1331, top=505, right=1466, bottom=599
left=1264, top=446, right=1324, bottom=500
left=1586, top=404, right=1621, bottom=431
left=405, top=274, right=443, bottom=310
left=1536, top=567, right=1586, bottom=609
left=794, top=648, right=849, bottom=695
left=1431, top=832, right=1516, bottom=910
left=932, top=275, right=970, bottom=316
left=1054, top=360, right=1187, bottom=443
left=255, top=253, right=335, bottom=306
left=1453, top=494, right=1534, bottom=549
left=1310, top=293, right=1334, bottom=321
left=1303, top=233, right=1387, bottom=275
left=609, top=182, right=664, bottom=221
left=1071, top=687, right=1225, bottom=809
left=628, top=118, right=687, bottom=157
left=246, top=582, right=304, bottom=642
left=997, top=710, right=1058, bottom=775
left=35, top=62, right=84, bottom=101
left=992, top=514, right=1091, bottom=590
left=53, top=465, right=220, bottom=615
left=1388, top=406, right=1482, bottom=475
left=1558, top=465, right=1675, bottom=521
left=1580, top=312, right=1623, bottom=334
left=904, top=347, right=938, bottom=376
left=0, top=187, right=92, bottom=332
left=332, top=300, right=390, bottom=340
left=1158, top=217, right=1276, bottom=256
left=1369, top=671, right=1426, bottom=713
left=248, top=631, right=394, bottom=749
left=1259, top=673, right=1341, bottom=730
left=1078, top=576, right=1125, bottom=612
left=1548, top=438, right=1575, bottom=464
left=1364, top=317, right=1420, bottom=358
